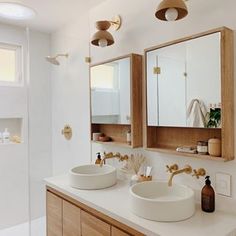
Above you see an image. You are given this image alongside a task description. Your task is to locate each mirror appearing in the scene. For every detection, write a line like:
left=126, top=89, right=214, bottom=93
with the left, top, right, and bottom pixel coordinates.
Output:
left=91, top=57, right=131, bottom=124
left=147, top=32, right=221, bottom=128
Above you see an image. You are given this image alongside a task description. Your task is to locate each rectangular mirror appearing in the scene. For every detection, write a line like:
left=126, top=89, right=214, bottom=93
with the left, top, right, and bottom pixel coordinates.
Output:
left=147, top=32, right=221, bottom=128
left=91, top=57, right=131, bottom=125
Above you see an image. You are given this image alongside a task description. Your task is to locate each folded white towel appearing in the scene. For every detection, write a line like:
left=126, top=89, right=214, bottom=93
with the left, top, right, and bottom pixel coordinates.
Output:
left=187, top=99, right=207, bottom=128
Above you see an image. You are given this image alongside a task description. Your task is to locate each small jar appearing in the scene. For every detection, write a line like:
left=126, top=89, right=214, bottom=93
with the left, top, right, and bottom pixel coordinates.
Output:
left=197, top=141, right=208, bottom=155
left=208, top=138, right=221, bottom=157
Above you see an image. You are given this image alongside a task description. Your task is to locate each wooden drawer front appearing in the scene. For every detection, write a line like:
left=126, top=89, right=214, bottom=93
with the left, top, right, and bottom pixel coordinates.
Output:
left=81, top=210, right=111, bottom=236
left=63, top=200, right=81, bottom=236
left=47, top=191, right=63, bottom=236
left=112, top=227, right=131, bottom=236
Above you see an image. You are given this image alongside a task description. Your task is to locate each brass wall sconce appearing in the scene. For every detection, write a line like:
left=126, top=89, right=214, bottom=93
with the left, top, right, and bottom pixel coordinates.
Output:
left=91, top=15, right=122, bottom=47
left=155, top=0, right=188, bottom=21
left=61, top=125, right=72, bottom=140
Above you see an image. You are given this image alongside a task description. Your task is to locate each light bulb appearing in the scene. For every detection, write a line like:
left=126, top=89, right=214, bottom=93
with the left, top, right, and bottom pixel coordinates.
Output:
left=165, top=8, right=178, bottom=21
left=98, top=39, right=108, bottom=48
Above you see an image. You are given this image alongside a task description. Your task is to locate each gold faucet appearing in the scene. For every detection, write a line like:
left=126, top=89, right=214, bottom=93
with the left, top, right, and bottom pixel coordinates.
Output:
left=100, top=152, right=129, bottom=167
left=192, top=168, right=206, bottom=179
left=166, top=164, right=179, bottom=173
left=168, top=165, right=192, bottom=187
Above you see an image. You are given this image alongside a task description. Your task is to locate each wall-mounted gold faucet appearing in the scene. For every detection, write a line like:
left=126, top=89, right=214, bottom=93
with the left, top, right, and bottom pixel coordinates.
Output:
left=168, top=165, right=192, bottom=187
left=192, top=168, right=206, bottom=179
left=166, top=164, right=179, bottom=173
left=99, top=152, right=129, bottom=167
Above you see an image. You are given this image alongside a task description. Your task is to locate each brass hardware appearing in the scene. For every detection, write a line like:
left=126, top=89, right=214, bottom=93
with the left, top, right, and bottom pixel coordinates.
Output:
left=168, top=165, right=192, bottom=187
left=110, top=15, right=122, bottom=31
left=85, top=57, right=91, bottom=63
left=192, top=168, right=206, bottom=179
left=138, top=175, right=152, bottom=182
left=99, top=152, right=129, bottom=167
left=166, top=164, right=179, bottom=173
left=153, top=66, right=161, bottom=75
left=61, top=125, right=72, bottom=140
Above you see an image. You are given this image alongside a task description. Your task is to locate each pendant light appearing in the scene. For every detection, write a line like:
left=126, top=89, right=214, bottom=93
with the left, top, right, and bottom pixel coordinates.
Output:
left=91, top=15, right=121, bottom=47
left=155, top=0, right=188, bottom=21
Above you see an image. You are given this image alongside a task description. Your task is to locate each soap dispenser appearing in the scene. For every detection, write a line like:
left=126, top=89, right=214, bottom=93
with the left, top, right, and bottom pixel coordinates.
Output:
left=95, top=152, right=102, bottom=165
left=201, top=176, right=215, bottom=213
left=3, top=128, right=10, bottom=144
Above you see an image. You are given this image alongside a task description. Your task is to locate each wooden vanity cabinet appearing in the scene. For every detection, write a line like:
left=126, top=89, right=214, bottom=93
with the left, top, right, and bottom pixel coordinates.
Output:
left=47, top=191, right=63, bottom=236
left=81, top=210, right=110, bottom=236
left=63, top=200, right=81, bottom=236
left=46, top=189, right=144, bottom=236
left=111, top=227, right=131, bottom=236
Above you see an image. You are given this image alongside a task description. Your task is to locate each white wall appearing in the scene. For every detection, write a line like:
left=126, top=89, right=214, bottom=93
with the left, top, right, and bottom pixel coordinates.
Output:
left=0, top=24, right=29, bottom=230
left=28, top=29, right=52, bottom=221
left=0, top=23, right=51, bottom=231
left=51, top=13, right=91, bottom=175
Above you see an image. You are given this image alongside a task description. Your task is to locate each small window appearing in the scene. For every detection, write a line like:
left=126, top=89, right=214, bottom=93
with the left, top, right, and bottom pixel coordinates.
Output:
left=0, top=43, right=22, bottom=86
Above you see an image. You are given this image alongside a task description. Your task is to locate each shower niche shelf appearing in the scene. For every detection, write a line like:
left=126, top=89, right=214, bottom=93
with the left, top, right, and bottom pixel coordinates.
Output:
left=0, top=118, right=23, bottom=144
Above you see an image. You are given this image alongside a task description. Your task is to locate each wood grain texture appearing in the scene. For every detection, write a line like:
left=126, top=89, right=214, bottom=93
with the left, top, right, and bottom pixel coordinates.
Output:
left=47, top=191, right=63, bottom=236
left=47, top=188, right=145, bottom=236
left=131, top=54, right=143, bottom=147
left=90, top=54, right=143, bottom=148
left=144, top=27, right=234, bottom=161
left=91, top=124, right=131, bottom=144
left=63, top=200, right=81, bottom=236
left=81, top=210, right=110, bottom=236
left=220, top=28, right=234, bottom=161
left=112, top=227, right=131, bottom=236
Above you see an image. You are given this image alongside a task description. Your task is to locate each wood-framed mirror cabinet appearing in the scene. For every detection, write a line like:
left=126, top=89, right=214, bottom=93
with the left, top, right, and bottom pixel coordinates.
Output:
left=143, top=27, right=234, bottom=161
left=90, top=53, right=143, bottom=148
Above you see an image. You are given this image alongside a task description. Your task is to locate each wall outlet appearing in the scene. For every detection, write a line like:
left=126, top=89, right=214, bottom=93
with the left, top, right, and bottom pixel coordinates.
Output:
left=215, top=172, right=231, bottom=197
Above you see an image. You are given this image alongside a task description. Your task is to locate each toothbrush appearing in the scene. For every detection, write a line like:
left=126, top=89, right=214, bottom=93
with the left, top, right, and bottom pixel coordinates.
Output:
left=145, top=166, right=153, bottom=177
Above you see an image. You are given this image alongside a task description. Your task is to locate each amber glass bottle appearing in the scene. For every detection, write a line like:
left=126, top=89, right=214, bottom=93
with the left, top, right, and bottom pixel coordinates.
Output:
left=201, top=176, right=215, bottom=212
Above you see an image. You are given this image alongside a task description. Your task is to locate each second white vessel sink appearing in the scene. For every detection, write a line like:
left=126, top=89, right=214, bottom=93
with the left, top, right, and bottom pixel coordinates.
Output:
left=130, top=181, right=195, bottom=222
left=69, top=164, right=117, bottom=190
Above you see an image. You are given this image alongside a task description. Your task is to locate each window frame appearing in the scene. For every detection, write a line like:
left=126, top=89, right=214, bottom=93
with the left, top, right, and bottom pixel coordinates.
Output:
left=0, top=42, right=23, bottom=87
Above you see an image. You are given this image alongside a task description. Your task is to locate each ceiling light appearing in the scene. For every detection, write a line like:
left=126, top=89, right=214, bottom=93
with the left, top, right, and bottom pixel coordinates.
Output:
left=0, top=2, right=36, bottom=20
left=155, top=0, right=188, bottom=21
left=91, top=15, right=122, bottom=48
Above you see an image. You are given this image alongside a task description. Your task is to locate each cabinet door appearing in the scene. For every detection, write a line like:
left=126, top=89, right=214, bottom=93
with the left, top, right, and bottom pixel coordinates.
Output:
left=47, top=191, right=63, bottom=236
left=111, top=227, right=131, bottom=236
left=63, top=200, right=81, bottom=236
left=81, top=210, right=111, bottom=236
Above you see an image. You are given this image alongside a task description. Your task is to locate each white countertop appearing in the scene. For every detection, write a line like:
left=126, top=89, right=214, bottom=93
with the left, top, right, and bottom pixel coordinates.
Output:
left=45, top=175, right=236, bottom=236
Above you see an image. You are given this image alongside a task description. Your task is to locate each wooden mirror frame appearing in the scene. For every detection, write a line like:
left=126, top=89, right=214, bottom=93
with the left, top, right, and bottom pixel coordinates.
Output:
left=90, top=53, right=143, bottom=148
left=143, top=27, right=234, bottom=161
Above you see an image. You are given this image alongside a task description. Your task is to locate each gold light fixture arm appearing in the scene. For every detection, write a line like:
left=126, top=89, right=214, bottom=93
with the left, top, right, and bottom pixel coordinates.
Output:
left=109, top=15, right=122, bottom=31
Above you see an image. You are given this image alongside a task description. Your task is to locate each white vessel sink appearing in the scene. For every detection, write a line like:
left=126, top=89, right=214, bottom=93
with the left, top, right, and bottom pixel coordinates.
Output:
left=130, top=181, right=195, bottom=222
left=69, top=164, right=117, bottom=190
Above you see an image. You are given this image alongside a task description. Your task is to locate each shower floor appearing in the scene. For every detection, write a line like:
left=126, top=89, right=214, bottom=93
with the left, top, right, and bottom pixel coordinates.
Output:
left=0, top=217, right=46, bottom=236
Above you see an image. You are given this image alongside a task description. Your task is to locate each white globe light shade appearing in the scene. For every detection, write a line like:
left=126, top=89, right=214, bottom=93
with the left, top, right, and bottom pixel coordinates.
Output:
left=165, top=8, right=178, bottom=21
left=98, top=39, right=108, bottom=48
